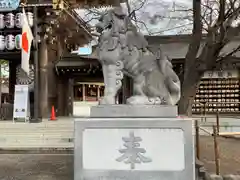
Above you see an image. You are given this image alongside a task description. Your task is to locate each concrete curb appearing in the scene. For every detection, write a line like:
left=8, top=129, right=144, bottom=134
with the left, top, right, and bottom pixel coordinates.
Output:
left=208, top=174, right=240, bottom=180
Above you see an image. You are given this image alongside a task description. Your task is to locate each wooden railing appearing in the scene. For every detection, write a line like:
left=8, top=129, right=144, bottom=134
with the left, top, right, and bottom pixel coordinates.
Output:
left=195, top=113, right=240, bottom=175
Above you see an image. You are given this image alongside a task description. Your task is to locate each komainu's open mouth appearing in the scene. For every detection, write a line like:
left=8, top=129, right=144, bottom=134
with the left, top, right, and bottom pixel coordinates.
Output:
left=96, top=26, right=103, bottom=33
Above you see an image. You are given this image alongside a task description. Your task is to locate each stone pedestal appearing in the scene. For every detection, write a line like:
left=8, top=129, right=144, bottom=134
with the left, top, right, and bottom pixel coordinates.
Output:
left=74, top=105, right=195, bottom=180
left=90, top=105, right=178, bottom=118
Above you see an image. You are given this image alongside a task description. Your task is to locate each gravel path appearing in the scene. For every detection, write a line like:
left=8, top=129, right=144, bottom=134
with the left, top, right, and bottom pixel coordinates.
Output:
left=0, top=136, right=240, bottom=180
left=199, top=136, right=240, bottom=175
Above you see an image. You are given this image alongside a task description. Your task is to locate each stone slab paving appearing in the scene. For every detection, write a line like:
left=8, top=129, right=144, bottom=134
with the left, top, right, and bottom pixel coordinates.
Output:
left=0, top=154, right=73, bottom=180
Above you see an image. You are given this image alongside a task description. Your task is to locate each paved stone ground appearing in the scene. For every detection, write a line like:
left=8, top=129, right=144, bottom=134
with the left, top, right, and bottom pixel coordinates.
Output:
left=0, top=154, right=73, bottom=180
left=1, top=136, right=240, bottom=180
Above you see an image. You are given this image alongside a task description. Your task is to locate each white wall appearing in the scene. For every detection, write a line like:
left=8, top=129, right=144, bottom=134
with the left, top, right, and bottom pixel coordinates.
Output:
left=73, top=101, right=99, bottom=117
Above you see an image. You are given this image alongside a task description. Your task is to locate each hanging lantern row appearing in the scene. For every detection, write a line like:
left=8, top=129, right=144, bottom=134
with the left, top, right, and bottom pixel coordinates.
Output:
left=0, top=12, right=33, bottom=29
left=0, top=34, right=21, bottom=50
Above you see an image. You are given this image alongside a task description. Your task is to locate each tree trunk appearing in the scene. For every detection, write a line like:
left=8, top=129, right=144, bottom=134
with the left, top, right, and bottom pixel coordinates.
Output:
left=178, top=85, right=197, bottom=116
left=178, top=0, right=202, bottom=115
left=178, top=70, right=201, bottom=115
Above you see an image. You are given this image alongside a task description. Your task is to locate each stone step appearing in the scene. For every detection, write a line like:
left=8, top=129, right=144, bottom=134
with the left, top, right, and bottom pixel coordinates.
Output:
left=0, top=119, right=74, bottom=149
left=0, top=137, right=73, bottom=142
left=0, top=128, right=73, bottom=132
left=0, top=133, right=73, bottom=148
left=0, top=142, right=74, bottom=149
left=0, top=134, right=73, bottom=139
left=0, top=125, right=73, bottom=129
left=2, top=137, right=73, bottom=141
left=0, top=129, right=73, bottom=135
left=0, top=120, right=73, bottom=124
left=0, top=132, right=73, bottom=137
left=0, top=137, right=74, bottom=148
left=0, top=132, right=73, bottom=138
left=0, top=124, right=74, bottom=129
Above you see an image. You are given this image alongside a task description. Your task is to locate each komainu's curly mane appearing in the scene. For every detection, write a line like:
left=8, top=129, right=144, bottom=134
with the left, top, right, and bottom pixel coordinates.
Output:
left=96, top=7, right=181, bottom=105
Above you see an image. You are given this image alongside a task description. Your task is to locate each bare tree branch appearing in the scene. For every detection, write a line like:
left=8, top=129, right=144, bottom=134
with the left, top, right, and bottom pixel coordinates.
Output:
left=129, top=0, right=146, bottom=14
left=131, top=18, right=153, bottom=35
left=217, top=44, right=240, bottom=62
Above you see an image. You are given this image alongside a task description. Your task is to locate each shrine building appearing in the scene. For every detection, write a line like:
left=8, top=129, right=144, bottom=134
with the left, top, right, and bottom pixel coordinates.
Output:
left=0, top=0, right=124, bottom=121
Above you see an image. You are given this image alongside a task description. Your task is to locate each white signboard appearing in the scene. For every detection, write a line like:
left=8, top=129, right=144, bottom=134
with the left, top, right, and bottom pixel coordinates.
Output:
left=202, top=70, right=238, bottom=79
left=82, top=128, right=185, bottom=171
left=13, top=84, right=30, bottom=122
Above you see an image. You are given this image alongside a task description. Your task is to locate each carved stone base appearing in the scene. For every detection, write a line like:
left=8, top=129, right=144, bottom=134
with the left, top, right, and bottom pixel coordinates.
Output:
left=90, top=104, right=178, bottom=118
left=74, top=116, right=195, bottom=180
left=126, top=96, right=162, bottom=105
left=99, top=96, right=115, bottom=105
left=75, top=105, right=195, bottom=180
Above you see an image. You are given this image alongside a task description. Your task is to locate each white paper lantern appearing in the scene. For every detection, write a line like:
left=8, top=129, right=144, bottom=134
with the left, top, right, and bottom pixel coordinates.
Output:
left=15, top=34, right=21, bottom=50
left=5, top=13, right=15, bottom=28
left=0, top=35, right=5, bottom=50
left=26, top=12, right=33, bottom=27
left=5, top=34, right=15, bottom=50
left=0, top=14, right=5, bottom=29
left=15, top=13, right=23, bottom=28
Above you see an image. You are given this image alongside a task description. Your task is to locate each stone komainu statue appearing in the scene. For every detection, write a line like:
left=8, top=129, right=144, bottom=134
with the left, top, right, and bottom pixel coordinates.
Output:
left=96, top=7, right=181, bottom=105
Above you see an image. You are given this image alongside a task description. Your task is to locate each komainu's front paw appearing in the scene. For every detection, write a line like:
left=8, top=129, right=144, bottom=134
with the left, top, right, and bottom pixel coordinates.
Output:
left=127, top=96, right=162, bottom=105
left=99, top=96, right=115, bottom=105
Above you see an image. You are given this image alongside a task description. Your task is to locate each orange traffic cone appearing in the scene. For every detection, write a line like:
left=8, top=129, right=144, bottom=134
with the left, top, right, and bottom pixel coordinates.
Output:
left=50, top=105, right=57, bottom=121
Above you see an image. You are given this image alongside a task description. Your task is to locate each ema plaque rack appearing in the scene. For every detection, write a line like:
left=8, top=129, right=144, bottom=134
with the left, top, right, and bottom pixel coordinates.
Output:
left=192, top=70, right=240, bottom=114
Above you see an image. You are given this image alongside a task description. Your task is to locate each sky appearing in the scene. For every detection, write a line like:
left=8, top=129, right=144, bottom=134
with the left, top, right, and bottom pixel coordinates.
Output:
left=76, top=0, right=193, bottom=35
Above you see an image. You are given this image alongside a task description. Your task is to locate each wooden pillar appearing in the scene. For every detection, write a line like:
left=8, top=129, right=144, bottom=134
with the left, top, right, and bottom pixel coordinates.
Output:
left=56, top=37, right=67, bottom=116
left=57, top=77, right=66, bottom=116
left=47, top=45, right=57, bottom=109
left=97, top=85, right=100, bottom=100
left=39, top=38, right=49, bottom=118
left=68, top=78, right=74, bottom=116
left=82, top=84, right=86, bottom=101
left=9, top=60, right=17, bottom=104
left=32, top=5, right=40, bottom=122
